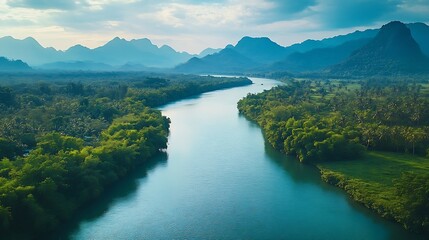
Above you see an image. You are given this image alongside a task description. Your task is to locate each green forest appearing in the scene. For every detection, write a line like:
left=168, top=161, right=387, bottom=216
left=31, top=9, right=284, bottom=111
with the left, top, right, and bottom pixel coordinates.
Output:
left=0, top=73, right=251, bottom=237
left=238, top=78, right=429, bottom=233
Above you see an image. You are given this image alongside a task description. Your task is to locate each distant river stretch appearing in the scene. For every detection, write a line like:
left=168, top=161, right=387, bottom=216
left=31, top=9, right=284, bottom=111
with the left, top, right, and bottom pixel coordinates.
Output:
left=59, top=77, right=418, bottom=240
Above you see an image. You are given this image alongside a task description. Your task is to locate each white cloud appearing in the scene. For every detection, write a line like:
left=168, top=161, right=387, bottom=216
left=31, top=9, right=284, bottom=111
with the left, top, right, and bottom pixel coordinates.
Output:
left=0, top=0, right=428, bottom=53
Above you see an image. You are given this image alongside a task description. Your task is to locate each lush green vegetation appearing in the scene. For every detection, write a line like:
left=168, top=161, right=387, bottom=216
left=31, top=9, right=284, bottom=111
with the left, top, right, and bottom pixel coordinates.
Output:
left=237, top=79, right=429, bottom=233
left=0, top=72, right=251, bottom=237
left=319, top=152, right=429, bottom=232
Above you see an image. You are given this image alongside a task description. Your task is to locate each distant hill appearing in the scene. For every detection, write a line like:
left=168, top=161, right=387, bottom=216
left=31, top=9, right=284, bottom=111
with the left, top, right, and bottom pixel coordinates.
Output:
left=174, top=30, right=385, bottom=74
left=276, top=23, right=427, bottom=56
left=0, top=56, right=32, bottom=72
left=0, top=37, right=59, bottom=66
left=39, top=61, right=164, bottom=72
left=175, top=48, right=260, bottom=73
left=0, top=36, right=195, bottom=68
left=175, top=22, right=429, bottom=74
left=270, top=38, right=372, bottom=72
left=1, top=21, right=428, bottom=73
left=174, top=37, right=287, bottom=73
left=407, top=22, right=429, bottom=57
left=233, top=37, right=289, bottom=63
left=175, top=33, right=377, bottom=74
left=330, top=21, right=429, bottom=76
left=117, top=63, right=152, bottom=72
left=198, top=48, right=222, bottom=58
left=86, top=37, right=194, bottom=67
left=269, top=22, right=429, bottom=73
left=38, top=61, right=113, bottom=71
left=285, top=29, right=379, bottom=54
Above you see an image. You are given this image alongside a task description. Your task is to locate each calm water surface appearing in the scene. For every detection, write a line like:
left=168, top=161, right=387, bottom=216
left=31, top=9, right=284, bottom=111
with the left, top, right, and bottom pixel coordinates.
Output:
left=59, top=77, right=420, bottom=239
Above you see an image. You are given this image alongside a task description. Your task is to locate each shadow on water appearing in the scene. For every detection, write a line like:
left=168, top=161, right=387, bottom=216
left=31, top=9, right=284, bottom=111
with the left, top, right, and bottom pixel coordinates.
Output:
left=238, top=113, right=322, bottom=184
left=238, top=108, right=425, bottom=239
left=262, top=135, right=425, bottom=240
left=46, top=152, right=168, bottom=240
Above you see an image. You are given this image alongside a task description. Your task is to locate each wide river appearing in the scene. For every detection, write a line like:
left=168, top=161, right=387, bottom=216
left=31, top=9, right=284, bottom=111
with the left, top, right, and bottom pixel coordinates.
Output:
left=58, top=77, right=420, bottom=239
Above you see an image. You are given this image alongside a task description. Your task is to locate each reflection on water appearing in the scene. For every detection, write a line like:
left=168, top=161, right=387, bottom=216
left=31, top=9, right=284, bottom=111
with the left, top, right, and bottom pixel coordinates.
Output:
left=262, top=131, right=423, bottom=240
left=50, top=153, right=167, bottom=239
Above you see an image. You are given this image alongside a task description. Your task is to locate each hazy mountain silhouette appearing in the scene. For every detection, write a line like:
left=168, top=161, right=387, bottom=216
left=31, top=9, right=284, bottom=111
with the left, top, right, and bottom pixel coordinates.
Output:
left=265, top=23, right=426, bottom=56
left=270, top=38, right=372, bottom=72
left=175, top=37, right=287, bottom=73
left=286, top=29, right=379, bottom=54
left=38, top=61, right=113, bottom=71
left=0, top=36, right=195, bottom=68
left=174, top=31, right=383, bottom=74
left=68, top=37, right=194, bottom=68
left=0, top=56, right=32, bottom=71
left=175, top=22, right=429, bottom=74
left=198, top=48, right=222, bottom=58
left=233, top=37, right=289, bottom=63
left=1, top=21, right=428, bottom=72
left=175, top=48, right=260, bottom=73
left=65, top=44, right=92, bottom=61
left=407, top=22, right=429, bottom=57
left=330, top=21, right=429, bottom=76
left=0, top=36, right=59, bottom=66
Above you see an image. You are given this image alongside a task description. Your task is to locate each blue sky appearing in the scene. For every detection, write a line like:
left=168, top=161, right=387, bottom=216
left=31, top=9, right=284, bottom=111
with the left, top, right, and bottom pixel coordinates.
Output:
left=1, top=0, right=428, bottom=53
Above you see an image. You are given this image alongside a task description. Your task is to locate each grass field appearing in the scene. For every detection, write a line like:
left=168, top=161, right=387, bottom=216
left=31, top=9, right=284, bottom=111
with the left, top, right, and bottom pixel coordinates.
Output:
left=317, top=151, right=429, bottom=223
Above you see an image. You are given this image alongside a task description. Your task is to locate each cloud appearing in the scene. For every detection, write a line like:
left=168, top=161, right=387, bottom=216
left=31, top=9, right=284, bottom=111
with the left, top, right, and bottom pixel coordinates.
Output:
left=0, top=18, right=35, bottom=26
left=1, top=0, right=429, bottom=53
left=312, top=0, right=401, bottom=28
left=6, top=0, right=85, bottom=10
left=269, top=0, right=317, bottom=17
left=394, top=0, right=429, bottom=22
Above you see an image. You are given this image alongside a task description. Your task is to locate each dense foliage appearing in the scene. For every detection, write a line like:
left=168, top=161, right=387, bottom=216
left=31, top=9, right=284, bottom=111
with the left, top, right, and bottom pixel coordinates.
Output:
left=0, top=109, right=169, bottom=235
left=0, top=73, right=251, bottom=158
left=238, top=80, right=429, bottom=161
left=0, top=73, right=251, bottom=236
left=319, top=151, right=429, bottom=233
left=395, top=171, right=429, bottom=231
left=238, top=79, right=429, bottom=232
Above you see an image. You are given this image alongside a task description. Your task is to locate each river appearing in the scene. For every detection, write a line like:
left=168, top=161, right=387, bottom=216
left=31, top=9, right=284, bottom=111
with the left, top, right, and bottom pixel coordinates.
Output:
left=58, top=77, right=419, bottom=239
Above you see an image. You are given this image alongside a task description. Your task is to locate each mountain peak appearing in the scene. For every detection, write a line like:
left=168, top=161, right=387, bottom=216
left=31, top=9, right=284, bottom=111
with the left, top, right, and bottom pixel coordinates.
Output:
left=23, top=36, right=37, bottom=42
left=0, top=36, right=15, bottom=41
left=131, top=38, right=152, bottom=44
left=198, top=47, right=221, bottom=57
left=236, top=36, right=281, bottom=48
left=382, top=20, right=404, bottom=28
left=69, top=44, right=89, bottom=50
left=330, top=21, right=429, bottom=75
left=21, top=37, right=45, bottom=49
left=109, top=36, right=126, bottom=43
left=368, top=21, right=422, bottom=59
left=233, top=36, right=287, bottom=63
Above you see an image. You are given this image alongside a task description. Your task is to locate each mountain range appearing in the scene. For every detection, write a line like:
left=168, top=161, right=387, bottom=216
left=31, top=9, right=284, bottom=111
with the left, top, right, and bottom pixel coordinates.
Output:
left=175, top=22, right=429, bottom=74
left=0, top=21, right=428, bottom=75
left=0, top=37, right=219, bottom=69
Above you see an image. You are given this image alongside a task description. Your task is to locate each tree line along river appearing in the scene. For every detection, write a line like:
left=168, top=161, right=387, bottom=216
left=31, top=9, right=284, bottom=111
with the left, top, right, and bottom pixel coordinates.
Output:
left=55, top=77, right=420, bottom=240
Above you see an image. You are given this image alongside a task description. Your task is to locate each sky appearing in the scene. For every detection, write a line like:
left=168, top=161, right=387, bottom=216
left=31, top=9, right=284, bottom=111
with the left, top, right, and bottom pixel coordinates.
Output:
left=0, top=0, right=428, bottom=54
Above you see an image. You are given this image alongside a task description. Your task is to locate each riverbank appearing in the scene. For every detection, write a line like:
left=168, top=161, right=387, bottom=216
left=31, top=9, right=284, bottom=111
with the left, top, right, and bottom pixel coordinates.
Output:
left=58, top=77, right=415, bottom=240
left=0, top=74, right=253, bottom=238
left=236, top=78, right=429, bottom=235
left=317, top=151, right=429, bottom=232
